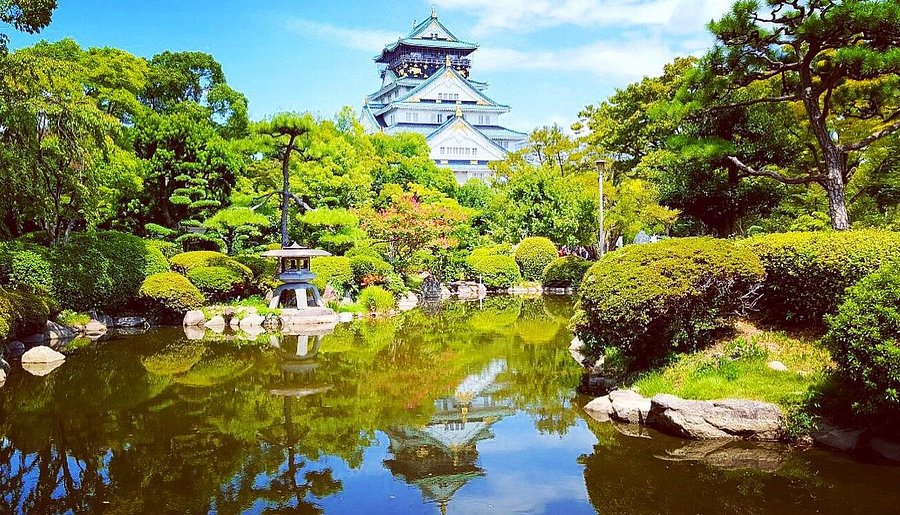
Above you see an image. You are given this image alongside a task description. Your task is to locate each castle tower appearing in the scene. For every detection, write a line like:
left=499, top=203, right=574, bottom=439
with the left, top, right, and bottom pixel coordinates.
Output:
left=360, top=9, right=527, bottom=184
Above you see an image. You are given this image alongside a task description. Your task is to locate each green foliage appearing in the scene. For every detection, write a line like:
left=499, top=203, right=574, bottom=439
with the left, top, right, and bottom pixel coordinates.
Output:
left=514, top=237, right=558, bottom=281
left=139, top=271, right=204, bottom=320
left=824, top=262, right=900, bottom=420
left=349, top=255, right=393, bottom=289
left=51, top=231, right=166, bottom=312
left=574, top=238, right=764, bottom=367
left=145, top=238, right=179, bottom=259
left=203, top=207, right=270, bottom=254
left=296, top=207, right=363, bottom=255
left=170, top=250, right=250, bottom=276
left=0, top=286, right=53, bottom=340
left=233, top=255, right=274, bottom=283
left=541, top=255, right=592, bottom=289
left=465, top=254, right=522, bottom=290
left=9, top=250, right=52, bottom=294
left=357, top=286, right=396, bottom=313
left=743, top=230, right=900, bottom=325
left=310, top=256, right=353, bottom=296
left=187, top=266, right=248, bottom=301
left=57, top=309, right=91, bottom=328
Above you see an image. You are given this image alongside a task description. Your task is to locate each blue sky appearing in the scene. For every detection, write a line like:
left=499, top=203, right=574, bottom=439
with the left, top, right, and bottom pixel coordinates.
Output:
left=6, top=0, right=736, bottom=132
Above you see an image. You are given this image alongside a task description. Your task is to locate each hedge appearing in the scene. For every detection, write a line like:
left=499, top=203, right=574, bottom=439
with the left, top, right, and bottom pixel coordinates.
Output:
left=823, top=262, right=900, bottom=420
left=742, top=230, right=900, bottom=325
left=574, top=237, right=765, bottom=367
left=9, top=250, right=53, bottom=294
left=358, top=285, right=396, bottom=313
left=515, top=237, right=558, bottom=281
left=310, top=256, right=353, bottom=296
left=0, top=287, right=54, bottom=341
left=465, top=254, right=522, bottom=290
left=350, top=255, right=394, bottom=288
left=542, top=256, right=592, bottom=289
left=139, top=272, right=205, bottom=322
left=187, top=266, right=249, bottom=301
left=170, top=251, right=247, bottom=274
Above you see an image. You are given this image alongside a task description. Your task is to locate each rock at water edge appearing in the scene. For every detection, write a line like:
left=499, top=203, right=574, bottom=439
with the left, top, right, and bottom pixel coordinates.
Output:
left=45, top=321, right=75, bottom=340
left=84, top=320, right=108, bottom=336
left=647, top=394, right=783, bottom=441
left=4, top=341, right=25, bottom=358
left=183, top=310, right=206, bottom=327
left=584, top=395, right=613, bottom=423
left=204, top=315, right=227, bottom=332
left=869, top=437, right=900, bottom=462
left=21, top=345, right=66, bottom=364
left=239, top=314, right=266, bottom=330
left=609, top=390, right=652, bottom=424
left=115, top=316, right=148, bottom=328
left=811, top=421, right=864, bottom=452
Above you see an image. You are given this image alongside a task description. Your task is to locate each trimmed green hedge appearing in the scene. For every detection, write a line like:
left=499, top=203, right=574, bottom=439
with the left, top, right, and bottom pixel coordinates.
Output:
left=515, top=237, right=558, bottom=281
left=358, top=285, right=396, bottom=313
left=742, top=230, right=900, bottom=325
left=139, top=272, right=204, bottom=321
left=823, top=262, right=900, bottom=420
left=574, top=237, right=765, bottom=367
left=0, top=287, right=54, bottom=341
left=350, top=255, right=394, bottom=288
left=187, top=266, right=249, bottom=300
left=310, top=256, right=353, bottom=296
left=10, top=250, right=53, bottom=294
left=542, top=256, right=592, bottom=289
left=465, top=254, right=522, bottom=289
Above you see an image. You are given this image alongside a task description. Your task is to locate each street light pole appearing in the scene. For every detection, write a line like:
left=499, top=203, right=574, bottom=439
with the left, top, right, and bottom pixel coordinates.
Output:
left=596, top=159, right=607, bottom=257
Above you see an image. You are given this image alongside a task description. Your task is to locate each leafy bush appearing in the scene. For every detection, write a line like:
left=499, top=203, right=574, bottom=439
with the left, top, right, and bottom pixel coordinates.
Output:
left=10, top=250, right=53, bottom=294
left=358, top=286, right=396, bottom=313
left=57, top=309, right=91, bottom=328
left=233, top=255, right=275, bottom=288
left=350, top=255, right=394, bottom=288
left=0, top=287, right=54, bottom=340
left=470, top=243, right=512, bottom=259
left=145, top=239, right=180, bottom=259
left=187, top=266, right=249, bottom=300
left=310, top=256, right=353, bottom=295
left=574, top=237, right=765, bottom=367
left=346, top=245, right=388, bottom=260
left=465, top=254, right=522, bottom=289
left=52, top=231, right=167, bottom=313
left=542, top=255, right=592, bottom=289
left=515, top=237, right=558, bottom=281
left=823, top=262, right=900, bottom=419
left=743, top=230, right=900, bottom=325
left=139, top=272, right=205, bottom=321
left=171, top=251, right=232, bottom=273
left=143, top=243, right=170, bottom=276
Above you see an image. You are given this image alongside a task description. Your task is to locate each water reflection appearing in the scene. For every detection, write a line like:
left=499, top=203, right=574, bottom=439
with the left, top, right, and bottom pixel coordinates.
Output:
left=1, top=296, right=899, bottom=514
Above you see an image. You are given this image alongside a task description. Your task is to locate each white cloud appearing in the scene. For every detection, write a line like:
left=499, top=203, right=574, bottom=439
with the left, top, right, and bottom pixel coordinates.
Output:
left=433, top=0, right=734, bottom=35
left=283, top=18, right=399, bottom=53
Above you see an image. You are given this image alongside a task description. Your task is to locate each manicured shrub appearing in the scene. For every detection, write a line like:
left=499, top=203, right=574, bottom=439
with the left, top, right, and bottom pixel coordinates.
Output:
left=470, top=243, right=512, bottom=259
left=143, top=243, right=170, bottom=276
left=187, top=266, right=249, bottom=300
left=358, top=285, right=396, bottom=313
left=139, top=272, right=205, bottom=321
left=51, top=231, right=165, bottom=313
left=233, top=254, right=276, bottom=290
left=171, top=251, right=233, bottom=273
left=10, top=250, right=53, bottom=294
left=574, top=238, right=765, bottom=367
left=465, top=254, right=522, bottom=289
left=743, top=230, right=900, bottom=325
left=823, top=262, right=900, bottom=419
left=515, top=237, right=558, bottom=281
left=350, top=255, right=394, bottom=288
left=145, top=239, right=180, bottom=259
left=310, top=256, right=353, bottom=295
left=0, top=287, right=54, bottom=340
left=542, top=255, right=592, bottom=289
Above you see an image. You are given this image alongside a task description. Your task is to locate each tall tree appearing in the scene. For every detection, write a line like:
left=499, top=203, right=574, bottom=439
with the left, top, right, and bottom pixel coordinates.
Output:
left=702, top=0, right=900, bottom=229
left=0, top=0, right=57, bottom=53
left=255, top=113, right=316, bottom=247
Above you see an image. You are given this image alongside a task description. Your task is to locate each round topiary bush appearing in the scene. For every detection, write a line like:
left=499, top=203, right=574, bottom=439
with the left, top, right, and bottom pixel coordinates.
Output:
left=465, top=254, right=522, bottom=290
left=186, top=266, right=249, bottom=301
left=358, top=285, right=396, bottom=313
left=515, top=237, right=558, bottom=281
left=0, top=287, right=54, bottom=340
left=143, top=243, right=170, bottom=276
left=574, top=237, right=765, bottom=368
left=139, top=272, right=205, bottom=321
left=350, top=255, right=394, bottom=288
left=742, top=230, right=900, bottom=325
left=10, top=250, right=53, bottom=294
left=310, top=256, right=353, bottom=296
left=170, top=251, right=235, bottom=273
left=823, top=262, right=900, bottom=419
left=542, top=255, right=592, bottom=289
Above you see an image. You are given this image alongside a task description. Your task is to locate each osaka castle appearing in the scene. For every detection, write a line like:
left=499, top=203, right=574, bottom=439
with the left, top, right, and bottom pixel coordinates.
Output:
left=360, top=8, right=528, bottom=184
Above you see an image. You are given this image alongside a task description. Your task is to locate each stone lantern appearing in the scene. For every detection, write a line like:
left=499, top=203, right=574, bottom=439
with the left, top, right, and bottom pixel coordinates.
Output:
left=262, top=243, right=331, bottom=309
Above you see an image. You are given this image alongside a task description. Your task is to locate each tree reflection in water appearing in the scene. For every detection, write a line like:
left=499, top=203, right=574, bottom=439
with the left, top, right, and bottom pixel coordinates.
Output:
left=0, top=296, right=583, bottom=513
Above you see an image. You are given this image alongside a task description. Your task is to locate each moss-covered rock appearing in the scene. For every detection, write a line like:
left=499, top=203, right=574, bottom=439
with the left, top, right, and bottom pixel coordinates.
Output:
left=515, top=237, right=558, bottom=281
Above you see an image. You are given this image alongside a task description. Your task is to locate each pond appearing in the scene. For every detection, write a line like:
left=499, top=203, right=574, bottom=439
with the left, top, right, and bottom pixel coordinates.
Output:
left=1, top=296, right=899, bottom=514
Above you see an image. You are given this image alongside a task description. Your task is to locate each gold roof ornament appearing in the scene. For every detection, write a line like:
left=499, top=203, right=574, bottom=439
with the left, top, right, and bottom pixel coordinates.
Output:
left=432, top=5, right=437, bottom=18
left=445, top=54, right=452, bottom=68
left=455, top=101, right=462, bottom=118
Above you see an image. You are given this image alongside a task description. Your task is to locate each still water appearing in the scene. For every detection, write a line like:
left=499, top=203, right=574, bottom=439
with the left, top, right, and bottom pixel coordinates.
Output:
left=1, top=297, right=899, bottom=514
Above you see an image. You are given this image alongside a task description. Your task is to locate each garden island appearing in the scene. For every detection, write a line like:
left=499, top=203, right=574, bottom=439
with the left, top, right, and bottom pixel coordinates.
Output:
left=2, top=1, right=900, bottom=514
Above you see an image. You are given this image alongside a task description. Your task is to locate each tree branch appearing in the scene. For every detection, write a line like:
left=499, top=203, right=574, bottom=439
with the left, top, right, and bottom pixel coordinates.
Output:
left=711, top=94, right=798, bottom=111
left=841, top=118, right=900, bottom=152
left=728, top=156, right=823, bottom=184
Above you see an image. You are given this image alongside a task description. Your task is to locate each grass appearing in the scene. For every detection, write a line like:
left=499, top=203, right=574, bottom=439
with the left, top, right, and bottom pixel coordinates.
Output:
left=632, top=328, right=832, bottom=411
left=57, top=309, right=91, bottom=327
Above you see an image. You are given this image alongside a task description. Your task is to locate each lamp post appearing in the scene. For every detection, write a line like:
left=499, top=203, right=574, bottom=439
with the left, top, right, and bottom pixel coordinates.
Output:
left=596, top=159, right=607, bottom=257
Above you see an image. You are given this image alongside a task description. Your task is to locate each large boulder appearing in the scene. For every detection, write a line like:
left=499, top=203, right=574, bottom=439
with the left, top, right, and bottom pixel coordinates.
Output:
left=869, top=437, right=900, bottom=462
left=84, top=319, right=108, bottom=337
left=183, top=310, right=207, bottom=327
left=647, top=394, right=784, bottom=441
left=44, top=321, right=75, bottom=341
left=89, top=310, right=115, bottom=329
left=609, top=390, right=651, bottom=424
left=204, top=315, right=226, bottom=332
left=4, top=340, right=25, bottom=358
left=811, top=421, right=864, bottom=451
left=115, top=316, right=148, bottom=328
left=583, top=395, right=614, bottom=423
left=239, top=314, right=266, bottom=330
left=21, top=345, right=65, bottom=364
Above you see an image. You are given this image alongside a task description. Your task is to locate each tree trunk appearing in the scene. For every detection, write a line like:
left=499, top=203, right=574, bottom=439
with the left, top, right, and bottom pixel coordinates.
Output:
left=823, top=156, right=850, bottom=230
left=280, top=135, right=297, bottom=248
